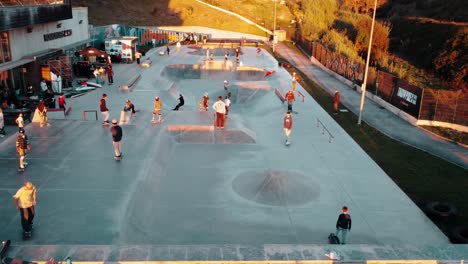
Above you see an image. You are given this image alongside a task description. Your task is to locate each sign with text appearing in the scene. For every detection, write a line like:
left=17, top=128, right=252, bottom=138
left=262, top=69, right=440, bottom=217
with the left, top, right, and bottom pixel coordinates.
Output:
left=44, top=29, right=72, bottom=42
left=390, top=79, right=423, bottom=117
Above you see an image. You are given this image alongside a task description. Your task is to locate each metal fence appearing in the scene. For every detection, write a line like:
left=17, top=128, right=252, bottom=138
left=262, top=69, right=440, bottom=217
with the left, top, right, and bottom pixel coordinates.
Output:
left=293, top=34, right=468, bottom=126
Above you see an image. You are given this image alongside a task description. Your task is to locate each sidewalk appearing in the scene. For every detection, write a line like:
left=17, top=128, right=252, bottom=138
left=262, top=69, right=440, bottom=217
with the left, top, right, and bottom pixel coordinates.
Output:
left=275, top=42, right=468, bottom=169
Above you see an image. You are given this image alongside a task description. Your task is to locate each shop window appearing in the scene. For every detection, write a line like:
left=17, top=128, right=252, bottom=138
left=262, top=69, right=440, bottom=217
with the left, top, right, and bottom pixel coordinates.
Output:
left=0, top=31, right=11, bottom=64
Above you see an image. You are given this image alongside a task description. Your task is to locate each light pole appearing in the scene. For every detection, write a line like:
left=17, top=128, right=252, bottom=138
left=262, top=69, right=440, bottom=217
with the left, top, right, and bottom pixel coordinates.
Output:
left=357, top=0, right=377, bottom=125
left=272, top=0, right=277, bottom=52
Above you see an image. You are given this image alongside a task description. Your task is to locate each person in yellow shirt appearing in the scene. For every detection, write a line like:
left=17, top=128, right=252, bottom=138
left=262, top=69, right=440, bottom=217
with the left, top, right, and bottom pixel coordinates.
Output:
left=13, top=182, right=37, bottom=237
left=152, top=96, right=162, bottom=123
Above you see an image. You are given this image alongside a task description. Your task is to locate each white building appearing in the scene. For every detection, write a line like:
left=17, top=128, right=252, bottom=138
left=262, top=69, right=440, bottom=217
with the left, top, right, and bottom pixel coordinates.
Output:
left=0, top=2, right=91, bottom=97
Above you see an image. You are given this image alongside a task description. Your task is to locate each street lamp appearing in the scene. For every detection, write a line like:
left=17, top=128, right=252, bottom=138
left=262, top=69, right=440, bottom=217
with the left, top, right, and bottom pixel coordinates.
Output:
left=272, top=0, right=277, bottom=52
left=357, top=0, right=377, bottom=125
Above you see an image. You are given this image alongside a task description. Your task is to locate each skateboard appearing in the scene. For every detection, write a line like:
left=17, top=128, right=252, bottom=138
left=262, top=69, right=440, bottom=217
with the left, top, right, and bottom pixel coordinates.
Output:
left=0, top=239, right=11, bottom=258
left=151, top=119, right=164, bottom=124
left=102, top=122, right=110, bottom=126
left=285, top=139, right=291, bottom=146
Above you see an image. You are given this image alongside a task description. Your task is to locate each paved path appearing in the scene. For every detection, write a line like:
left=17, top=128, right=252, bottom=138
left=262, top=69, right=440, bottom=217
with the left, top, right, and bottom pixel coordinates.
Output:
left=274, top=42, right=468, bottom=169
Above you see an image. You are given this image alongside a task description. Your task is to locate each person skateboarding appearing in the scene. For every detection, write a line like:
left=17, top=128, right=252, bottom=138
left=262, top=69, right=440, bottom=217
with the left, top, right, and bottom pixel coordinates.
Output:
left=173, top=94, right=185, bottom=111
left=16, top=128, right=30, bottom=171
left=152, top=96, right=162, bottom=123
left=13, top=182, right=37, bottom=238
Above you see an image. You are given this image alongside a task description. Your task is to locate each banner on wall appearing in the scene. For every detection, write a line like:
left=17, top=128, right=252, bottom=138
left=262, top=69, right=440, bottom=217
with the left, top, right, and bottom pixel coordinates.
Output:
left=390, top=79, right=423, bottom=118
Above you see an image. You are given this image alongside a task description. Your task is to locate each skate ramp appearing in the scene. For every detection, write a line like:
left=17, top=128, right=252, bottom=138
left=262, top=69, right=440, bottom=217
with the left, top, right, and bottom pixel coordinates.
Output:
left=162, top=63, right=265, bottom=81
left=188, top=47, right=242, bottom=56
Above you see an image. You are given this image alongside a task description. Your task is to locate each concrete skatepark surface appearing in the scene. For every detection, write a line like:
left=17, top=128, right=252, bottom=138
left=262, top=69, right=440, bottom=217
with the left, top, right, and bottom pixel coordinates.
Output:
left=0, top=44, right=467, bottom=261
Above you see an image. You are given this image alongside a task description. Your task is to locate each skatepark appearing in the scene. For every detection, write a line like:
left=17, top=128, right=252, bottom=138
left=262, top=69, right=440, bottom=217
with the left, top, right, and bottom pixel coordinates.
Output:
left=0, top=44, right=467, bottom=261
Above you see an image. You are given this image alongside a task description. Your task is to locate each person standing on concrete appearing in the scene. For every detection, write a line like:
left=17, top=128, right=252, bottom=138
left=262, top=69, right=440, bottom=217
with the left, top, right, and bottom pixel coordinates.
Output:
left=224, top=96, right=231, bottom=117
left=200, top=93, right=209, bottom=111
left=93, top=68, right=100, bottom=84
left=121, top=99, right=135, bottom=124
left=15, top=113, right=24, bottom=131
left=152, top=96, right=162, bottom=123
left=235, top=48, right=240, bottom=64
left=58, top=93, right=66, bottom=113
left=173, top=94, right=185, bottom=111
left=106, top=64, right=114, bottom=85
left=212, top=96, right=226, bottom=129
left=99, top=67, right=106, bottom=84
left=13, top=181, right=37, bottom=237
left=292, top=72, right=297, bottom=92
left=336, top=206, right=352, bottom=244
left=285, top=89, right=296, bottom=112
left=166, top=46, right=170, bottom=56
left=176, top=41, right=181, bottom=53
left=100, top=93, right=110, bottom=125
left=36, top=100, right=50, bottom=127
left=0, top=108, right=5, bottom=137
left=110, top=119, right=122, bottom=160
left=135, top=51, right=142, bottom=65
left=16, top=128, right=30, bottom=170
left=283, top=111, right=293, bottom=145
left=333, top=90, right=341, bottom=115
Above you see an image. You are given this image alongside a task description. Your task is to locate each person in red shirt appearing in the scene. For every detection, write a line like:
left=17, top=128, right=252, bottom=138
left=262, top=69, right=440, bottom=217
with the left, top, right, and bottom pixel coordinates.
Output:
left=283, top=111, right=293, bottom=145
left=58, top=93, right=66, bottom=113
left=285, top=89, right=295, bottom=112
left=100, top=93, right=110, bottom=125
left=333, top=90, right=340, bottom=114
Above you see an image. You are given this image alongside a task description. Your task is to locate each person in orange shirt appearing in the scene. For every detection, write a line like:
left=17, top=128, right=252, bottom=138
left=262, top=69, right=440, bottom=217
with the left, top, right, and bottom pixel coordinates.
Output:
left=285, top=89, right=295, bottom=112
left=333, top=90, right=341, bottom=114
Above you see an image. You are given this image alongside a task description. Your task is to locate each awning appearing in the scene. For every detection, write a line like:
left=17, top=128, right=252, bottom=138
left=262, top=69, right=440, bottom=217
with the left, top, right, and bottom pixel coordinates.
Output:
left=0, top=58, right=35, bottom=72
left=79, top=47, right=107, bottom=57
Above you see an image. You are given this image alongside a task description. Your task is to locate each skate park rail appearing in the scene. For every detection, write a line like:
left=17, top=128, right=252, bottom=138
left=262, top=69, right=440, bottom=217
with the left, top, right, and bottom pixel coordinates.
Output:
left=317, top=118, right=334, bottom=143
left=82, top=110, right=98, bottom=121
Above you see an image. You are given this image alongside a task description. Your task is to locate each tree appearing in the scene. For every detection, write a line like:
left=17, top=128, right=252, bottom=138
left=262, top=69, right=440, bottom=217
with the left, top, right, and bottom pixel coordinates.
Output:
left=354, top=16, right=390, bottom=61
left=300, top=0, right=337, bottom=40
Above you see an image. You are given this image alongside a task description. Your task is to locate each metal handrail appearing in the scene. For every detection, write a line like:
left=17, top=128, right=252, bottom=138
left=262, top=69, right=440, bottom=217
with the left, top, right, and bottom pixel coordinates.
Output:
left=317, top=118, right=334, bottom=143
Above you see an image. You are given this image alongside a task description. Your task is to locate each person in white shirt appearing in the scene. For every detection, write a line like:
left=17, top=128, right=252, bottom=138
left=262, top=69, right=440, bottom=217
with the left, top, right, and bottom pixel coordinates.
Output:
left=224, top=96, right=231, bottom=117
left=15, top=113, right=24, bottom=131
left=212, top=96, right=226, bottom=129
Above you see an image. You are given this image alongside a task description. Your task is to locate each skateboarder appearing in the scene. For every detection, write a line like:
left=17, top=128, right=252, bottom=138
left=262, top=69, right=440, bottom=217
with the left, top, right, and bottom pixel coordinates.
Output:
left=333, top=90, right=340, bottom=115
left=110, top=119, right=122, bottom=160
left=16, top=128, right=30, bottom=170
left=100, top=94, right=110, bottom=125
left=120, top=100, right=136, bottom=124
left=152, top=96, right=162, bottom=123
left=173, top=94, right=184, bottom=111
left=336, top=206, right=352, bottom=244
left=283, top=111, right=293, bottom=145
left=212, top=96, right=226, bottom=129
left=13, top=182, right=37, bottom=238
left=285, top=89, right=295, bottom=112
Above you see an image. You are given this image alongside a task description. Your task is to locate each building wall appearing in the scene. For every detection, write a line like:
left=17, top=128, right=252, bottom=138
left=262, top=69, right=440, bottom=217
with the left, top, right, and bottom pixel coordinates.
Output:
left=0, top=2, right=72, bottom=31
left=9, top=7, right=89, bottom=61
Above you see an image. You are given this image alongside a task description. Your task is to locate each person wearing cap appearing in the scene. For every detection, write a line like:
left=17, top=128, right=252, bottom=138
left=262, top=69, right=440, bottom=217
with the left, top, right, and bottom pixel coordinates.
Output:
left=212, top=96, right=226, bottom=129
left=100, top=94, right=110, bottom=125
left=173, top=94, right=185, bottom=111
left=336, top=206, right=352, bottom=244
left=292, top=72, right=297, bottom=92
left=152, top=96, right=162, bottom=123
left=13, top=182, right=37, bottom=236
left=283, top=111, right=293, bottom=145
left=110, top=119, right=123, bottom=160
left=333, top=90, right=341, bottom=115
left=16, top=128, right=30, bottom=170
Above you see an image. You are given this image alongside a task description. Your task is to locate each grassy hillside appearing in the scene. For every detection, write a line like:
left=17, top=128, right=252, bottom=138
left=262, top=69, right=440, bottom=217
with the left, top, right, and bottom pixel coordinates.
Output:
left=73, top=0, right=266, bottom=36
